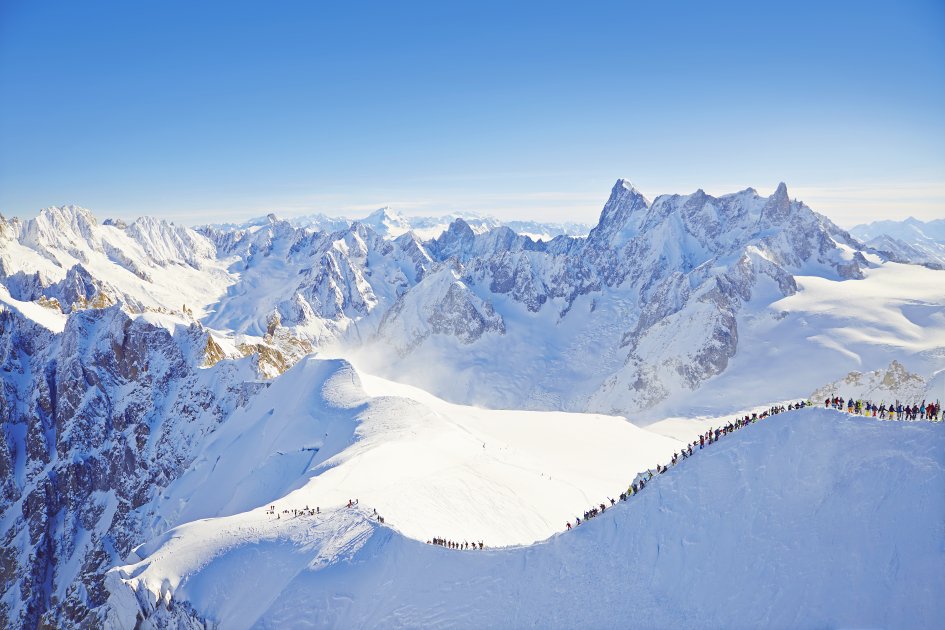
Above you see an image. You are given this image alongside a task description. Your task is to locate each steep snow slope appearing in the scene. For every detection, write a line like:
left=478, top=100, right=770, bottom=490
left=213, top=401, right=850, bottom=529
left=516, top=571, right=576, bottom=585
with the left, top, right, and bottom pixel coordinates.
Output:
left=128, top=356, right=681, bottom=550
left=105, top=407, right=945, bottom=629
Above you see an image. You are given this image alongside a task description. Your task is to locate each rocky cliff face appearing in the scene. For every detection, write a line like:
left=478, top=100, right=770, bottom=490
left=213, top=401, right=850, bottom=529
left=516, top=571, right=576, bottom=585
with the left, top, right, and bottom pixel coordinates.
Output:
left=0, top=305, right=260, bottom=629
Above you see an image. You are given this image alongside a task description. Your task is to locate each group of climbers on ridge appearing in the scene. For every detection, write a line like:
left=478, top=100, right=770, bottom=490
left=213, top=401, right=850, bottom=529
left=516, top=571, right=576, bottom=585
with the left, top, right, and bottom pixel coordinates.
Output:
left=565, top=395, right=940, bottom=534
left=825, top=396, right=941, bottom=421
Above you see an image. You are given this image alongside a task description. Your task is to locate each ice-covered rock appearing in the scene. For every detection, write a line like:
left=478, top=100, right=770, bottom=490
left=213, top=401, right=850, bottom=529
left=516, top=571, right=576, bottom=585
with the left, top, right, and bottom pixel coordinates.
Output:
left=0, top=305, right=261, bottom=629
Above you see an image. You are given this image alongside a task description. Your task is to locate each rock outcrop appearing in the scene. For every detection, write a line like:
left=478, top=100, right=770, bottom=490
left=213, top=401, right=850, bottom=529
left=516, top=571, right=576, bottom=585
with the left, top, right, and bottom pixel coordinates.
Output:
left=0, top=306, right=260, bottom=628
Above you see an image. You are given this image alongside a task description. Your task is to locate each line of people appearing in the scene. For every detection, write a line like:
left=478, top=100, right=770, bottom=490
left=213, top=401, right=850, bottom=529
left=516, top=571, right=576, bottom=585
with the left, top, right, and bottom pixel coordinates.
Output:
left=266, top=505, right=321, bottom=519
left=429, top=537, right=483, bottom=550
left=825, top=396, right=941, bottom=421
left=565, top=394, right=941, bottom=533
left=565, top=400, right=811, bottom=533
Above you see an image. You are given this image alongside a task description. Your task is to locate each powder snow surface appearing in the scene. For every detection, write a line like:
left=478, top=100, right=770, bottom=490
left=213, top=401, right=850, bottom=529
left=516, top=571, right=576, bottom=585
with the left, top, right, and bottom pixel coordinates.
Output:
left=108, top=407, right=944, bottom=630
left=139, top=357, right=680, bottom=550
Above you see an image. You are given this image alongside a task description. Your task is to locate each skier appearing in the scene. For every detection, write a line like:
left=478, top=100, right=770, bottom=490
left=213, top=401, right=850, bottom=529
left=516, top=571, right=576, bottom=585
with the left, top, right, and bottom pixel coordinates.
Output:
left=567, top=522, right=571, bottom=531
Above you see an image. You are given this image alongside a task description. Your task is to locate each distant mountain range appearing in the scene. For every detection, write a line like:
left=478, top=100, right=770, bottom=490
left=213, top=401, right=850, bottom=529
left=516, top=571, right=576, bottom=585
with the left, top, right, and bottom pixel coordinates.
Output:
left=207, top=207, right=593, bottom=242
left=849, top=217, right=945, bottom=266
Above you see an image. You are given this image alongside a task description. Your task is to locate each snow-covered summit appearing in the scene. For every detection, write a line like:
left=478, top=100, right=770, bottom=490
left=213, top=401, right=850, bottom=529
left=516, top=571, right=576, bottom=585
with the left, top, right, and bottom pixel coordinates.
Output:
left=357, top=205, right=412, bottom=237
left=374, top=258, right=505, bottom=357
left=849, top=215, right=945, bottom=243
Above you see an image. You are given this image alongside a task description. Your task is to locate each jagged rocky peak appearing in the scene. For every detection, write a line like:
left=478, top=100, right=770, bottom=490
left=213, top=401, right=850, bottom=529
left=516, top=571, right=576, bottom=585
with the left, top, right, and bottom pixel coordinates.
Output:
left=18, top=205, right=99, bottom=254
left=363, top=206, right=408, bottom=226
left=584, top=179, right=651, bottom=248
left=440, top=217, right=477, bottom=245
left=760, top=182, right=792, bottom=228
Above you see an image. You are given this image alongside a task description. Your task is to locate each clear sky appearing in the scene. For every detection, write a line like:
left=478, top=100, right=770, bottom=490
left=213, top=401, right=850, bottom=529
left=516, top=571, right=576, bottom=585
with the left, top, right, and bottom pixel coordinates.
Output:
left=1, top=0, right=943, bottom=227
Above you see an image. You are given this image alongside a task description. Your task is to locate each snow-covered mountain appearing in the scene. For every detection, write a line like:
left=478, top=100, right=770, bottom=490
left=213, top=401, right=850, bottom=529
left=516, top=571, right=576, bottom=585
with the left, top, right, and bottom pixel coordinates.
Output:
left=849, top=216, right=945, bottom=266
left=1, top=180, right=944, bottom=628
left=849, top=216, right=945, bottom=243
left=352, top=181, right=944, bottom=417
left=810, top=359, right=945, bottom=406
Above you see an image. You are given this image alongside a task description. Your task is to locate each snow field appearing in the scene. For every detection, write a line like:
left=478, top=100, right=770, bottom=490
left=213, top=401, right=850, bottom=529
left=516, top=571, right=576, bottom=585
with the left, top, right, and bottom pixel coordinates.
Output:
left=109, top=406, right=945, bottom=629
left=145, top=356, right=682, bottom=553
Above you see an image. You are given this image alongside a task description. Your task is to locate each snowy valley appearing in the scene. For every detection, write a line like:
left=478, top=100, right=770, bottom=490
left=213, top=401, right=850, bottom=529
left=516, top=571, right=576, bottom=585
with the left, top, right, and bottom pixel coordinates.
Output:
left=0, top=180, right=943, bottom=629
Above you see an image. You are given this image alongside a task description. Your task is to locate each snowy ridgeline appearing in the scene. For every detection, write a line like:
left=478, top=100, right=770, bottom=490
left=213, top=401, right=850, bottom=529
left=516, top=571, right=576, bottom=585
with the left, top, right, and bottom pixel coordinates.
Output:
left=104, top=406, right=945, bottom=630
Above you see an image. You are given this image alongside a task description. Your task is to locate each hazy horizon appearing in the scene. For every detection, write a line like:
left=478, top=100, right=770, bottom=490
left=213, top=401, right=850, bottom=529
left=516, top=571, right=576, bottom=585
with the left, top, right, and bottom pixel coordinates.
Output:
left=6, top=179, right=940, bottom=232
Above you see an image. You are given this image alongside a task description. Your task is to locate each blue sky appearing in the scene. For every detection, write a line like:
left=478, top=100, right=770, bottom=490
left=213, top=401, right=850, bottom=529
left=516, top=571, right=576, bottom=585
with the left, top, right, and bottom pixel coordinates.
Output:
left=1, top=0, right=943, bottom=227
